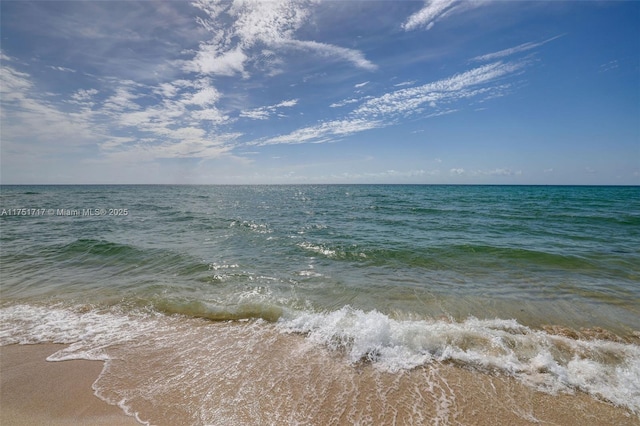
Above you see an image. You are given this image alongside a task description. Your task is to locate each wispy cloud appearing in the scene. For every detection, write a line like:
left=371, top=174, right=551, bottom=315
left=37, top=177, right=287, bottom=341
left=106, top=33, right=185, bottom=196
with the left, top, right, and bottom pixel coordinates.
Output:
left=353, top=60, right=524, bottom=119
left=185, top=0, right=376, bottom=77
left=254, top=118, right=383, bottom=146
left=449, top=167, right=522, bottom=177
left=280, top=40, right=377, bottom=71
left=256, top=59, right=525, bottom=146
left=403, top=0, right=490, bottom=31
left=393, top=80, right=417, bottom=87
left=1, top=2, right=531, bottom=167
left=476, top=168, right=522, bottom=176
left=472, top=35, right=563, bottom=62
left=70, top=88, right=99, bottom=103
left=599, top=60, right=619, bottom=73
left=329, top=98, right=361, bottom=108
left=240, top=98, right=298, bottom=120
left=103, top=78, right=235, bottom=159
left=330, top=169, right=432, bottom=181
left=1, top=51, right=237, bottom=163
left=0, top=61, right=104, bottom=151
left=47, top=65, right=76, bottom=73
left=4, top=0, right=613, bottom=184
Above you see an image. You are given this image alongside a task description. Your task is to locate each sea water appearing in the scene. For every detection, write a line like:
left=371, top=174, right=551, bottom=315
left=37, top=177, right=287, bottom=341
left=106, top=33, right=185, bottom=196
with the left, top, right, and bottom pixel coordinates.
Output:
left=1, top=185, right=639, bottom=424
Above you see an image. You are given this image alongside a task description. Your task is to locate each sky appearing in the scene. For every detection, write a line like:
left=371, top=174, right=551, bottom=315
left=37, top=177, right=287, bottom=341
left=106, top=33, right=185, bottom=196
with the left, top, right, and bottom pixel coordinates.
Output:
left=1, top=0, right=638, bottom=185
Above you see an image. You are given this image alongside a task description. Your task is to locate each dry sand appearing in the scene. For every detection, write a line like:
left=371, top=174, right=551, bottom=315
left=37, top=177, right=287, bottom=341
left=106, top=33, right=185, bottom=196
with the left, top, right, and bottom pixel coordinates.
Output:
left=0, top=344, right=139, bottom=426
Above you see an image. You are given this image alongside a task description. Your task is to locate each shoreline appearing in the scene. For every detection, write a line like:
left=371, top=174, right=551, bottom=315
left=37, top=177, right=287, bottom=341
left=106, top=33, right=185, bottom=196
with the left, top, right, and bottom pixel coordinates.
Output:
left=0, top=341, right=637, bottom=425
left=0, top=343, right=139, bottom=426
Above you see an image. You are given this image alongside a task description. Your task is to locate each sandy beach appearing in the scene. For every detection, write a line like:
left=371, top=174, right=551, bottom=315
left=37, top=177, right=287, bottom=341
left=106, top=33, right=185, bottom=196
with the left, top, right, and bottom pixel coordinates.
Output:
left=1, top=338, right=638, bottom=425
left=0, top=344, right=139, bottom=426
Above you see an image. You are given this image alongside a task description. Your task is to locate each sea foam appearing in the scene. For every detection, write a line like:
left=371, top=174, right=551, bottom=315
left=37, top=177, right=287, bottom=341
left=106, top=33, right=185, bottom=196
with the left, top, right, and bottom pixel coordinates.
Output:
left=277, top=306, right=640, bottom=413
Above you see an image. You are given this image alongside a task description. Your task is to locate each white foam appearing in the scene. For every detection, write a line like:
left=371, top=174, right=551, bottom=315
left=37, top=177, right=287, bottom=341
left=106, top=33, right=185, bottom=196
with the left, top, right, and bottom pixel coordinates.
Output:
left=277, top=306, right=640, bottom=414
left=0, top=304, right=157, bottom=361
left=230, top=219, right=271, bottom=234
left=298, top=241, right=336, bottom=257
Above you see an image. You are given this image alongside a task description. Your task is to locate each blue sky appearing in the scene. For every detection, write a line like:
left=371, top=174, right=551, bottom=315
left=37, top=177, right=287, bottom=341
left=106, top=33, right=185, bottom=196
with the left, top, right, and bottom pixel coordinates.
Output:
left=1, top=0, right=638, bottom=184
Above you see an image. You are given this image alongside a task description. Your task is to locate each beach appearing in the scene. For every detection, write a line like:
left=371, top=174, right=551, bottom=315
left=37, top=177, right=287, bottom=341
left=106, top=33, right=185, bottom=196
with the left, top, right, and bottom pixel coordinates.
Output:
left=0, top=339, right=637, bottom=425
left=0, top=343, right=138, bottom=425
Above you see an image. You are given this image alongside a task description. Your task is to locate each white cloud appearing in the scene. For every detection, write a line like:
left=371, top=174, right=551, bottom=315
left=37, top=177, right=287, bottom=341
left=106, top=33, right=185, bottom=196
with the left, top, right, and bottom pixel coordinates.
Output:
left=47, top=65, right=76, bottom=73
left=403, top=0, right=489, bottom=31
left=71, top=88, right=99, bottom=100
left=254, top=59, right=525, bottom=147
left=476, top=168, right=522, bottom=176
left=279, top=40, right=377, bottom=71
left=599, top=60, right=619, bottom=73
left=276, top=99, right=298, bottom=108
left=155, top=82, right=180, bottom=99
left=103, top=87, right=141, bottom=113
left=185, top=0, right=376, bottom=77
left=424, top=109, right=458, bottom=118
left=255, top=118, right=383, bottom=146
left=90, top=75, right=238, bottom=160
left=240, top=98, right=298, bottom=120
left=191, top=108, right=229, bottom=124
left=330, top=98, right=360, bottom=108
left=229, top=0, right=311, bottom=46
left=450, top=168, right=465, bottom=175
left=100, top=136, right=137, bottom=151
left=239, top=109, right=270, bottom=120
left=2, top=54, right=238, bottom=165
left=0, top=63, right=104, bottom=151
left=184, top=45, right=248, bottom=77
left=181, top=85, right=221, bottom=107
left=2, top=1, right=571, bottom=184
left=332, top=169, right=429, bottom=181
left=0, top=66, right=33, bottom=99
left=101, top=130, right=239, bottom=162
left=472, top=35, right=562, bottom=62
left=394, top=80, right=416, bottom=87
left=353, top=60, right=524, bottom=119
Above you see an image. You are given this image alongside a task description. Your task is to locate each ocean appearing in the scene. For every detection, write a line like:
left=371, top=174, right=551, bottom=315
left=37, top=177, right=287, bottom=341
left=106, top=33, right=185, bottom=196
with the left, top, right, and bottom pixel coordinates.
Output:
left=1, top=184, right=639, bottom=424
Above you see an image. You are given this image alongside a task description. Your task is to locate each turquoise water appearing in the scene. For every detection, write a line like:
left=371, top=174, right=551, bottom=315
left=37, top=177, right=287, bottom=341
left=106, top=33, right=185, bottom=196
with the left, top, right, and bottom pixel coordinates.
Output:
left=1, top=185, right=639, bottom=419
left=2, top=185, right=638, bottom=330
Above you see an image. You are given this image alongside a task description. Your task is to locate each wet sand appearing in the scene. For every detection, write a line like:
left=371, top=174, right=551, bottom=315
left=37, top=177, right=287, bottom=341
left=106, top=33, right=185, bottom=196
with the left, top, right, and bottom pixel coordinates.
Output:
left=1, top=339, right=637, bottom=426
left=0, top=344, right=139, bottom=426
left=92, top=320, right=640, bottom=426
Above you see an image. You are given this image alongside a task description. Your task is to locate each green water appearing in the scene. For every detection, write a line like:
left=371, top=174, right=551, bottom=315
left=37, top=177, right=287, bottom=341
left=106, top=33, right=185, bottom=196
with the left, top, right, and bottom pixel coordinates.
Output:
left=1, top=184, right=638, bottom=332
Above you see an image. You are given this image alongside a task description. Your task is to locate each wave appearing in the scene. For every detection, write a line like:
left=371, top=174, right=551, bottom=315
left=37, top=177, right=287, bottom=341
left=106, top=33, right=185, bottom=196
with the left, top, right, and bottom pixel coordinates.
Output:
left=45, top=238, right=210, bottom=275
left=55, top=238, right=148, bottom=259
left=278, top=306, right=640, bottom=413
left=152, top=297, right=284, bottom=323
left=1, top=302, right=638, bottom=415
left=295, top=240, right=631, bottom=273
